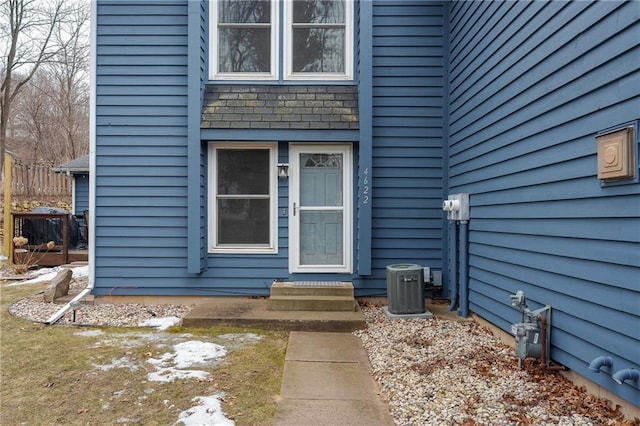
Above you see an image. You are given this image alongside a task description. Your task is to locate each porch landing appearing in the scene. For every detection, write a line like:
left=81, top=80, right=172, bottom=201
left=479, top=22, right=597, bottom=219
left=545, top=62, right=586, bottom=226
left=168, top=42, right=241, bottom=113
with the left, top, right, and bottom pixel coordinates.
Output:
left=182, top=297, right=366, bottom=332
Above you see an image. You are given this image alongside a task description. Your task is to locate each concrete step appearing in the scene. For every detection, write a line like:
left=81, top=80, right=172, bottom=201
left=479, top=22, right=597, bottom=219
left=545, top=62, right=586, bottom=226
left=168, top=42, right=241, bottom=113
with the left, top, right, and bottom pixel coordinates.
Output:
left=270, top=281, right=354, bottom=297
left=183, top=298, right=366, bottom=332
left=268, top=295, right=358, bottom=312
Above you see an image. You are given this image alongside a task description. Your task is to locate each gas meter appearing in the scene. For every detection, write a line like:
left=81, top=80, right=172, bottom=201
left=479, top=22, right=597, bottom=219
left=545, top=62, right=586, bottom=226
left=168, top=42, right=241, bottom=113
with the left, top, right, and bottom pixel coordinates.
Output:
left=511, top=322, right=542, bottom=360
left=508, top=290, right=551, bottom=368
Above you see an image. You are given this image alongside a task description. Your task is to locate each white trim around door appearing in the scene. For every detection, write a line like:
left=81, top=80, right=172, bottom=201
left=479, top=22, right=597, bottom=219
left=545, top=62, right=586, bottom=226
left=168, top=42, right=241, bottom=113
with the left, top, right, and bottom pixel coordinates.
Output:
left=289, top=144, right=353, bottom=273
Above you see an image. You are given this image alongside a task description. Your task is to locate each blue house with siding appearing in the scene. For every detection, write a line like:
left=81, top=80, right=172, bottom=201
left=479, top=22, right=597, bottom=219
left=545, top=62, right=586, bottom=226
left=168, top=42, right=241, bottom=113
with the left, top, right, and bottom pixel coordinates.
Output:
left=53, top=155, right=90, bottom=216
left=92, top=0, right=639, bottom=409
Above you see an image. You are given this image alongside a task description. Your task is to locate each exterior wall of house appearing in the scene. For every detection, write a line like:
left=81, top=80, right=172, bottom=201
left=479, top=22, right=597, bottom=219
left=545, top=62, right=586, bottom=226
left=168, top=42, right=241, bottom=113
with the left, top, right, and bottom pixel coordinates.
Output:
left=73, top=173, right=89, bottom=215
left=446, top=0, right=639, bottom=406
left=94, top=0, right=447, bottom=296
left=94, top=1, right=191, bottom=292
left=186, top=0, right=208, bottom=274
left=367, top=1, right=447, bottom=293
left=93, top=0, right=638, bottom=408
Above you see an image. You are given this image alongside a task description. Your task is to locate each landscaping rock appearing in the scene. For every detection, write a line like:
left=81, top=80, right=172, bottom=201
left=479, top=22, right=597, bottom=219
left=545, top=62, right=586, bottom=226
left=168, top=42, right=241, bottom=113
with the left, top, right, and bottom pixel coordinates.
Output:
left=43, top=269, right=73, bottom=302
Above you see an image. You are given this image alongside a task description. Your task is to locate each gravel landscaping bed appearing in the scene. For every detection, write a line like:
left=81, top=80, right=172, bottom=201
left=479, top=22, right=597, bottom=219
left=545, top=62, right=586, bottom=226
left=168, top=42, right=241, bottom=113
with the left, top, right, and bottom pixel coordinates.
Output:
left=5, top=276, right=637, bottom=425
left=7, top=277, right=193, bottom=327
left=355, top=304, right=635, bottom=426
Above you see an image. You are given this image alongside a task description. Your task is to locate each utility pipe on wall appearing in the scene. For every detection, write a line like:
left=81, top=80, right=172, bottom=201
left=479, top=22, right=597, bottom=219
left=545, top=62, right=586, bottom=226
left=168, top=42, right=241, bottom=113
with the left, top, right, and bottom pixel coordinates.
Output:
left=588, top=356, right=613, bottom=373
left=458, top=220, right=469, bottom=318
left=612, top=369, right=639, bottom=385
left=444, top=193, right=470, bottom=317
left=447, top=221, right=458, bottom=312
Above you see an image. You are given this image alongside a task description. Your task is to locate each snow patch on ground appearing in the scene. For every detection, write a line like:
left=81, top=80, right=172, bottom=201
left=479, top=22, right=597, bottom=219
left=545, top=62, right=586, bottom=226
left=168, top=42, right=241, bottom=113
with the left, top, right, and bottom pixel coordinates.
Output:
left=69, top=322, right=256, bottom=425
left=138, top=316, right=181, bottom=330
left=7, top=264, right=89, bottom=286
left=74, top=329, right=105, bottom=337
left=219, top=333, right=262, bottom=343
left=146, top=340, right=227, bottom=382
left=94, top=356, right=141, bottom=372
left=176, top=394, right=235, bottom=426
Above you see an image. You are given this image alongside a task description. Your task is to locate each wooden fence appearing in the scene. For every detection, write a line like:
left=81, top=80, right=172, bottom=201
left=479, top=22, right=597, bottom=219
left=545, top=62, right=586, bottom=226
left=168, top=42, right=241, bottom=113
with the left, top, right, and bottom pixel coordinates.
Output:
left=2, top=160, right=72, bottom=197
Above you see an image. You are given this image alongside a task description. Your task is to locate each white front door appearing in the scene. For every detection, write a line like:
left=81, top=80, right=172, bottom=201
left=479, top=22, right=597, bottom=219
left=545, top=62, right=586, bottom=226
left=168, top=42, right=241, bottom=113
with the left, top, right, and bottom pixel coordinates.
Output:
left=289, top=144, right=352, bottom=273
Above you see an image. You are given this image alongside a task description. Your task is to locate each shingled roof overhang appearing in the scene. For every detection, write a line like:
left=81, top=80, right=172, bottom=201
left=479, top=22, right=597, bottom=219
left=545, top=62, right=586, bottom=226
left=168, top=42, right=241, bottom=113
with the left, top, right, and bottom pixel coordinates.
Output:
left=201, top=85, right=359, bottom=130
left=52, top=154, right=90, bottom=174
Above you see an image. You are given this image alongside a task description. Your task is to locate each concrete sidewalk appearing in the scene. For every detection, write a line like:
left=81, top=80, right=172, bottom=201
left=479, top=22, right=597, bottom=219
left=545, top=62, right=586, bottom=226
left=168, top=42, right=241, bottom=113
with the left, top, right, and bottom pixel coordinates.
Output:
left=274, top=332, right=394, bottom=426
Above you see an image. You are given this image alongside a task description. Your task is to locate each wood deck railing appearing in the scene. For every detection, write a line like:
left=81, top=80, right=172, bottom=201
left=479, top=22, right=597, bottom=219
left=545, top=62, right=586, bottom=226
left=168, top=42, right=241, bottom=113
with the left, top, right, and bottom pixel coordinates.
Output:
left=12, top=213, right=71, bottom=265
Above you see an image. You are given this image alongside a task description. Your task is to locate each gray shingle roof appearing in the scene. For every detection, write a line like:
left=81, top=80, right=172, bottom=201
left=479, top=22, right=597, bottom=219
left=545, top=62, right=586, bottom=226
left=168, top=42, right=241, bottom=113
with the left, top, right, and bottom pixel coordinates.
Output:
left=201, top=85, right=359, bottom=130
left=53, top=154, right=89, bottom=174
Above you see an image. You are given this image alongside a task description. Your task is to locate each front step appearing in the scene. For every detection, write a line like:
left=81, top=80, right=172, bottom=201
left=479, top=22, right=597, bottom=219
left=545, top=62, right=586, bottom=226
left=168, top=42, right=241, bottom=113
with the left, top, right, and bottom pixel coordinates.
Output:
left=268, top=282, right=357, bottom=311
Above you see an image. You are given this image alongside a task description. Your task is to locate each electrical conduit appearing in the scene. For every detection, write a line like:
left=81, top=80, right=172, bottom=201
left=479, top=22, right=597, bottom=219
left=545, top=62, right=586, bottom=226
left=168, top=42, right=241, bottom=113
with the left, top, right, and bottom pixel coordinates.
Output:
left=448, top=221, right=458, bottom=312
left=458, top=220, right=469, bottom=318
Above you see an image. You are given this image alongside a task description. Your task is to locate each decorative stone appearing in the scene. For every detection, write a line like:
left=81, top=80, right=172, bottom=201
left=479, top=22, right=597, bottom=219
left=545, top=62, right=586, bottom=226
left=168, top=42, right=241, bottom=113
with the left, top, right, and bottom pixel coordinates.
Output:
left=43, top=269, right=73, bottom=302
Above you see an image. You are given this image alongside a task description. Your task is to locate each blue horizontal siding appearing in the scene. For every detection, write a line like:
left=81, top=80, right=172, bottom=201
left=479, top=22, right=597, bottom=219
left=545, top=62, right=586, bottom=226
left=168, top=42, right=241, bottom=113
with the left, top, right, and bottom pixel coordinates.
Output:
left=95, top=0, right=191, bottom=292
left=447, top=0, right=640, bottom=406
left=473, top=217, right=638, bottom=243
left=73, top=174, right=89, bottom=215
left=470, top=240, right=638, bottom=294
left=472, top=196, right=640, bottom=219
left=97, top=75, right=187, bottom=86
left=370, top=1, right=446, bottom=290
left=373, top=86, right=442, bottom=97
left=99, top=25, right=187, bottom=36
left=370, top=76, right=443, bottom=87
left=98, top=35, right=187, bottom=46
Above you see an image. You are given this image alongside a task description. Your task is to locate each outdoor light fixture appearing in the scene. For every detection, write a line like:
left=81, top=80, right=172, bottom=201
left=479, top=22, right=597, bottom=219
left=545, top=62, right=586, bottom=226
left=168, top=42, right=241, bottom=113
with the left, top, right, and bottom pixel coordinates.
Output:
left=70, top=300, right=82, bottom=323
left=277, top=163, right=289, bottom=179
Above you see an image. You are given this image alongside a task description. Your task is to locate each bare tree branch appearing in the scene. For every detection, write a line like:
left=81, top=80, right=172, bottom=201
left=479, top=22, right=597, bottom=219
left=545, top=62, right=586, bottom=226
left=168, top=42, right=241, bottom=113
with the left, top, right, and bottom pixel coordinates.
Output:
left=1, top=0, right=79, bottom=173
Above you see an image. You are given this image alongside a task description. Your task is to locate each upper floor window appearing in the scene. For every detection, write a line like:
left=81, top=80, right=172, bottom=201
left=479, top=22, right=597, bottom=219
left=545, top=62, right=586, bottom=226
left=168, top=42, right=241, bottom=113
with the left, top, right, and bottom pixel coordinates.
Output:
left=211, top=0, right=353, bottom=81
left=215, top=0, right=277, bottom=78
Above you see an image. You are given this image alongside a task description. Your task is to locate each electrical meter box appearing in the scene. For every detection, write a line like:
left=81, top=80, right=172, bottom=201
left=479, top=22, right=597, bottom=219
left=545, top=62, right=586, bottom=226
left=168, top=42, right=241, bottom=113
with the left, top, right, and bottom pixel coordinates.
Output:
left=511, top=322, right=542, bottom=360
left=386, top=264, right=425, bottom=314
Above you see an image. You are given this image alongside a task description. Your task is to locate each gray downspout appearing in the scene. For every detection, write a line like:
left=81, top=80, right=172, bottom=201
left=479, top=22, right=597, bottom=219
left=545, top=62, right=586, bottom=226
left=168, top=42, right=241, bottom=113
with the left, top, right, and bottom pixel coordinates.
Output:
left=441, top=1, right=452, bottom=304
left=447, top=221, right=458, bottom=312
left=458, top=220, right=469, bottom=317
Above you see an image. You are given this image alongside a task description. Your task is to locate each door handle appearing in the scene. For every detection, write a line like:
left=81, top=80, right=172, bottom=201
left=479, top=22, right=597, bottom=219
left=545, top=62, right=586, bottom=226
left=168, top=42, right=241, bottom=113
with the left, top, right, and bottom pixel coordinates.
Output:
left=293, top=202, right=297, bottom=216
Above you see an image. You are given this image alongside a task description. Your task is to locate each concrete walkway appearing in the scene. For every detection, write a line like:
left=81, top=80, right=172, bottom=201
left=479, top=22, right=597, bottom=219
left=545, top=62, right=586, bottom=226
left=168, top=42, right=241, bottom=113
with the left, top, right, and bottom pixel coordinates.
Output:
left=183, top=297, right=365, bottom=332
left=274, top=332, right=394, bottom=426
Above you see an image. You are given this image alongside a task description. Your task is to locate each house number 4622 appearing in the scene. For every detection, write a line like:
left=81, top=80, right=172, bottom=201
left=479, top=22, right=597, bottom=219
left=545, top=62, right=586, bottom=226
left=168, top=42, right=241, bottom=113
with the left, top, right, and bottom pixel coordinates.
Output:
left=361, top=168, right=370, bottom=205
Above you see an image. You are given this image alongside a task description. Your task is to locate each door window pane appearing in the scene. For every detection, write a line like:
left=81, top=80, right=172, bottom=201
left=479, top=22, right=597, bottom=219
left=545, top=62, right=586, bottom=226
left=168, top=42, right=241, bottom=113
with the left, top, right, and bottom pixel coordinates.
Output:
left=300, top=211, right=343, bottom=265
left=300, top=154, right=343, bottom=206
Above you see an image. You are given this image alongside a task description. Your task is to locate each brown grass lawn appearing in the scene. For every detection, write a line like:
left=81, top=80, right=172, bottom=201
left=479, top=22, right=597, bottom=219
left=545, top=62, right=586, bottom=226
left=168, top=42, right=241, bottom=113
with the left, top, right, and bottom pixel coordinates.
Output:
left=0, top=280, right=288, bottom=425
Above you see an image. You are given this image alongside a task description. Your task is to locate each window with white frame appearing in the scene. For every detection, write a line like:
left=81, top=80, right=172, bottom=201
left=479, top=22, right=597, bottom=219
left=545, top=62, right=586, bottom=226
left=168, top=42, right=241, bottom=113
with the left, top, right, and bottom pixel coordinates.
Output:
left=209, top=143, right=278, bottom=253
left=210, top=0, right=353, bottom=81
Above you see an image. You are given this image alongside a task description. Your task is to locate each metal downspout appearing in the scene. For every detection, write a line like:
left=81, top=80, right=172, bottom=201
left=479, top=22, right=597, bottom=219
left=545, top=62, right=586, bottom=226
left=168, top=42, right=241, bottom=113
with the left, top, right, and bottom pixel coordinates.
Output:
left=447, top=221, right=458, bottom=312
left=46, top=0, right=97, bottom=326
left=458, top=220, right=469, bottom=318
left=45, top=283, right=94, bottom=325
